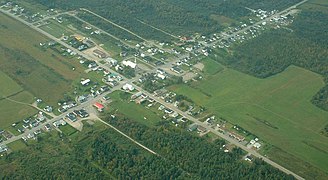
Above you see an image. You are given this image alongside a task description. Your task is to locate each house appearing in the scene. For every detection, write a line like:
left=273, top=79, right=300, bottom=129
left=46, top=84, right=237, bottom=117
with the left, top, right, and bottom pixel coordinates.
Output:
left=131, top=92, right=143, bottom=100
left=197, top=126, right=207, bottom=133
left=53, top=119, right=66, bottom=127
left=171, top=66, right=183, bottom=74
left=93, top=49, right=107, bottom=58
left=157, top=73, right=166, bottom=80
left=66, top=113, right=77, bottom=122
left=43, top=106, right=53, bottom=112
left=81, top=79, right=91, bottom=86
left=73, top=109, right=89, bottom=118
left=122, top=60, right=137, bottom=69
left=45, top=124, right=51, bottom=131
left=88, top=62, right=98, bottom=68
left=0, top=145, right=8, bottom=153
left=77, top=95, right=88, bottom=103
left=253, top=142, right=261, bottom=149
left=122, top=83, right=134, bottom=91
left=105, top=58, right=118, bottom=66
left=229, top=132, right=245, bottom=142
left=188, top=124, right=198, bottom=131
left=93, top=102, right=105, bottom=112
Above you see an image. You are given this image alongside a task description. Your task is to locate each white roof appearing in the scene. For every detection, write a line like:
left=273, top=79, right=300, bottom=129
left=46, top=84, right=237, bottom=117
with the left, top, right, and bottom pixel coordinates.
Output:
left=123, top=83, right=134, bottom=91
left=122, top=60, right=137, bottom=69
left=81, top=79, right=91, bottom=85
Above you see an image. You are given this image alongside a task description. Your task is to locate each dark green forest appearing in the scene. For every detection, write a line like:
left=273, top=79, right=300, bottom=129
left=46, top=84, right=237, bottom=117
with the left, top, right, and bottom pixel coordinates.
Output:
left=216, top=9, right=328, bottom=111
left=0, top=117, right=294, bottom=179
left=26, top=0, right=301, bottom=40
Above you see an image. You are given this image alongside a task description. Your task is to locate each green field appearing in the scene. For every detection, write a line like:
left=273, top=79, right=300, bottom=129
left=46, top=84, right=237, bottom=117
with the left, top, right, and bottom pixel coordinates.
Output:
left=0, top=71, right=22, bottom=97
left=40, top=20, right=73, bottom=38
left=0, top=71, right=37, bottom=129
left=169, top=66, right=328, bottom=175
left=0, top=13, right=86, bottom=106
left=109, top=91, right=162, bottom=127
left=59, top=124, right=78, bottom=136
left=201, top=57, right=225, bottom=76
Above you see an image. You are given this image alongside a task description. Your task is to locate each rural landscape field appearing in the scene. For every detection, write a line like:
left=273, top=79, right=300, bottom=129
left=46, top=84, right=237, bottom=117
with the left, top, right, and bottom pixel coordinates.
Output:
left=0, top=0, right=327, bottom=179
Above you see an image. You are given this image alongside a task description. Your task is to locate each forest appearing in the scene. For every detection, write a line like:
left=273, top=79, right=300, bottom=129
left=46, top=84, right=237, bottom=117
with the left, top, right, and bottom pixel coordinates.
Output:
left=25, top=0, right=301, bottom=40
left=0, top=116, right=294, bottom=179
left=217, top=9, right=328, bottom=111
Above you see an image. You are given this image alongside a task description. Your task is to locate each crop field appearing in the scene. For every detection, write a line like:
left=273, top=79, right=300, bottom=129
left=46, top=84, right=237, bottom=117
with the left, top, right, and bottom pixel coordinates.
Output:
left=169, top=66, right=328, bottom=175
left=0, top=13, right=87, bottom=106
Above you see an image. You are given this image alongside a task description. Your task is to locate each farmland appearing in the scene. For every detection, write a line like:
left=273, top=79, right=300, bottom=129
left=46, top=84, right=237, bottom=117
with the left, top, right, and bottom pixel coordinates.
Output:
left=0, top=13, right=86, bottom=106
left=0, top=71, right=37, bottom=129
left=169, top=66, right=328, bottom=176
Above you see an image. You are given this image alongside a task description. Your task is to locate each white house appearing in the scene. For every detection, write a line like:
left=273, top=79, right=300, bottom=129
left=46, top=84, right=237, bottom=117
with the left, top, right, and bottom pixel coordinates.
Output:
left=122, top=83, right=134, bottom=91
left=122, top=60, right=137, bottom=69
left=81, top=79, right=91, bottom=86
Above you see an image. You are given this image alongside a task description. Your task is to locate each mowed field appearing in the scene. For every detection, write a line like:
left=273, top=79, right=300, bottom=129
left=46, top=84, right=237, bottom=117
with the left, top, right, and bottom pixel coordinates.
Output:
left=169, top=66, right=328, bottom=174
left=0, top=13, right=86, bottom=106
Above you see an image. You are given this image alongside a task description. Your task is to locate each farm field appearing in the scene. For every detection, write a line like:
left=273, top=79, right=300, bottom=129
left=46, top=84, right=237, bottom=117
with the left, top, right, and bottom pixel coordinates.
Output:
left=0, top=71, right=37, bottom=129
left=169, top=66, right=328, bottom=175
left=0, top=71, right=22, bottom=97
left=0, top=91, right=37, bottom=130
left=0, top=13, right=86, bottom=106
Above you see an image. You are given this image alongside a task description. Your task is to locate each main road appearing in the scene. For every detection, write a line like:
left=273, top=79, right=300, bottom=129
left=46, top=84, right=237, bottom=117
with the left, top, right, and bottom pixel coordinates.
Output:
left=0, top=4, right=305, bottom=179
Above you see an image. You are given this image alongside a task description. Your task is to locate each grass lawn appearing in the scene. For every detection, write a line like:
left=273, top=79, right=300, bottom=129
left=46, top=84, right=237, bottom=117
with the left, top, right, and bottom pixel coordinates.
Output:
left=109, top=91, right=162, bottom=127
left=7, top=140, right=27, bottom=151
left=201, top=57, right=225, bottom=76
left=59, top=124, right=78, bottom=136
left=39, top=20, right=73, bottom=38
left=169, top=65, right=328, bottom=175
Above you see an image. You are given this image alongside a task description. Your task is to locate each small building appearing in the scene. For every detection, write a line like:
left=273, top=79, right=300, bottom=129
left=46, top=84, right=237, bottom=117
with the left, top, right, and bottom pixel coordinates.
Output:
left=81, top=79, right=91, bottom=86
left=188, top=124, right=198, bottom=131
left=122, top=60, right=137, bottom=69
left=122, top=83, right=134, bottom=91
left=93, top=49, right=107, bottom=58
left=93, top=102, right=105, bottom=112
left=197, top=126, right=207, bottom=133
left=66, top=113, right=77, bottom=122
left=157, top=73, right=166, bottom=80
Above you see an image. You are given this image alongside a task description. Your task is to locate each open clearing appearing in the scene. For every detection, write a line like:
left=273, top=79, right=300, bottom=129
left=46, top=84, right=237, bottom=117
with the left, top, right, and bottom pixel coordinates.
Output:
left=169, top=65, right=328, bottom=173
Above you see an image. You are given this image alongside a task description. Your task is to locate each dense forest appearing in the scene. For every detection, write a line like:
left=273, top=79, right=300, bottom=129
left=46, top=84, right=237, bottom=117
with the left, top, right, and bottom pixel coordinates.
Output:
left=0, top=117, right=294, bottom=179
left=217, top=9, right=328, bottom=111
left=26, top=0, right=301, bottom=40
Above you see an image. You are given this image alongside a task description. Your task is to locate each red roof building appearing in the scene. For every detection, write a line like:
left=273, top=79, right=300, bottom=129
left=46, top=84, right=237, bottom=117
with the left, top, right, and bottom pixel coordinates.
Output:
left=93, top=102, right=104, bottom=112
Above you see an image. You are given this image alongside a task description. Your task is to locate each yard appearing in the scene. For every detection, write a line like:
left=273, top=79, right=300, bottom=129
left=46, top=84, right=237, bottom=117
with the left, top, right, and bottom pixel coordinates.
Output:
left=169, top=65, right=328, bottom=175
